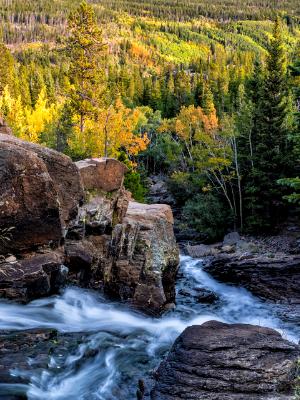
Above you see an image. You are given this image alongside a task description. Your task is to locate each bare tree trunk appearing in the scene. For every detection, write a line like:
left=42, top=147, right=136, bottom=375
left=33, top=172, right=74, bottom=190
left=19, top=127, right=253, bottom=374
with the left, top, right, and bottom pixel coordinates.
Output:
left=80, top=113, right=84, bottom=134
left=232, top=136, right=243, bottom=231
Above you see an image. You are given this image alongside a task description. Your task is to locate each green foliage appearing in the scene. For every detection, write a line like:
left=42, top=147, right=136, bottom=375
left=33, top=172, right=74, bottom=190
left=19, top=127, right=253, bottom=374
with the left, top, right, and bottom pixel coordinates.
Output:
left=278, top=177, right=300, bottom=204
left=182, top=193, right=232, bottom=242
left=0, top=0, right=300, bottom=238
left=124, top=171, right=147, bottom=202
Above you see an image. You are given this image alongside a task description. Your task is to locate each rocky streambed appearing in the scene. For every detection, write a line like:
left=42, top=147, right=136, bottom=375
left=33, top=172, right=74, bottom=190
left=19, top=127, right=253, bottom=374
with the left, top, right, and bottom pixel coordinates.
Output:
left=0, top=256, right=300, bottom=399
left=1, top=131, right=300, bottom=399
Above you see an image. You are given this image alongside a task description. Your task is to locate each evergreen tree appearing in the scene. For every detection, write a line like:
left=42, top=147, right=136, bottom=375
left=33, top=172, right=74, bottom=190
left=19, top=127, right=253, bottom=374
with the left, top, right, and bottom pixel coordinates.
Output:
left=67, top=0, right=106, bottom=133
left=242, top=18, right=292, bottom=231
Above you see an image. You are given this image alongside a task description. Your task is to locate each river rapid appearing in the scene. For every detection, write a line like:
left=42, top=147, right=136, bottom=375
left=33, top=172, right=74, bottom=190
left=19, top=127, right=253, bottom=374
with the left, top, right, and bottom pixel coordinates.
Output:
left=0, top=255, right=299, bottom=399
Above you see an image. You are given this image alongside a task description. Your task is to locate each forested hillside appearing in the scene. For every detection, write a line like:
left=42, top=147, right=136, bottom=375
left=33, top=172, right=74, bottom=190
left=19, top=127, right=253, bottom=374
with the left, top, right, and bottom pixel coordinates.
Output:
left=0, top=0, right=299, bottom=239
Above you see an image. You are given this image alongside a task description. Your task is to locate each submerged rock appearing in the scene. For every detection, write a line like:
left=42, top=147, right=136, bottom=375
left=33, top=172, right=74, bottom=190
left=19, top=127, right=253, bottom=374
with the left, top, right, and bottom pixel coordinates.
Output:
left=151, top=321, right=300, bottom=400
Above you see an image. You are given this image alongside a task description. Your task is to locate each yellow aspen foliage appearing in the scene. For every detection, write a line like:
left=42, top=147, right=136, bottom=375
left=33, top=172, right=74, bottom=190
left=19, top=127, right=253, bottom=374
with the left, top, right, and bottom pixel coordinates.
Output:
left=22, top=87, right=60, bottom=143
left=0, top=86, right=59, bottom=143
left=68, top=98, right=149, bottom=160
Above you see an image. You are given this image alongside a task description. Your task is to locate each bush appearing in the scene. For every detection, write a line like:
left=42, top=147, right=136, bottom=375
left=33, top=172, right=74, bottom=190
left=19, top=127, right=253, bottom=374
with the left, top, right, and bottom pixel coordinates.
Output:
left=182, top=193, right=232, bottom=242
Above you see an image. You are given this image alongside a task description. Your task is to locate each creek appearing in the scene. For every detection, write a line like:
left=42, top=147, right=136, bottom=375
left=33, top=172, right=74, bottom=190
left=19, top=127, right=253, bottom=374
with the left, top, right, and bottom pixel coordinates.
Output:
left=0, top=255, right=299, bottom=399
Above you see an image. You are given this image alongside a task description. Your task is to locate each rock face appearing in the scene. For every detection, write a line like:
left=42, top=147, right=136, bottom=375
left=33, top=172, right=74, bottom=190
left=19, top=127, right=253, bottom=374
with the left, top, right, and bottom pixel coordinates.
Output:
left=0, top=133, right=84, bottom=225
left=151, top=321, right=300, bottom=400
left=104, top=202, right=179, bottom=313
left=204, top=255, right=300, bottom=303
left=0, top=141, right=63, bottom=253
left=0, top=252, right=67, bottom=302
left=76, top=158, right=128, bottom=192
left=0, top=134, right=179, bottom=313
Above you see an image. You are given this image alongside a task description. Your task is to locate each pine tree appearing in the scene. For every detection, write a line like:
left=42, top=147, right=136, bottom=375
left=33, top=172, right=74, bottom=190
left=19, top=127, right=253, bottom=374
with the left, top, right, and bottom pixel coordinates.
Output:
left=67, top=0, right=106, bottom=133
left=242, top=18, right=292, bottom=231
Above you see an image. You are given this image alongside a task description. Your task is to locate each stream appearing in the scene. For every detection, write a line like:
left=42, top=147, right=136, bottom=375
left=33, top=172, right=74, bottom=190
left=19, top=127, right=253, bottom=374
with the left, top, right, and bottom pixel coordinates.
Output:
left=0, top=255, right=299, bottom=399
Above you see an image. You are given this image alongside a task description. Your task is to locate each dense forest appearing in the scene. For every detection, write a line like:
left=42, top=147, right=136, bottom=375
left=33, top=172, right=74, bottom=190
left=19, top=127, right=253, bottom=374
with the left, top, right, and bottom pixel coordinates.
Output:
left=0, top=0, right=300, bottom=239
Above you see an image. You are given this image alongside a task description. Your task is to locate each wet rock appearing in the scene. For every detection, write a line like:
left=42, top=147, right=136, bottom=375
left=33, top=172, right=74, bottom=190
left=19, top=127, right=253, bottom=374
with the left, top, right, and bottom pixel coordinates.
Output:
left=0, top=252, right=67, bottom=302
left=103, top=202, right=179, bottom=314
left=0, top=134, right=84, bottom=225
left=0, top=328, right=84, bottom=393
left=204, top=254, right=300, bottom=303
left=4, top=256, right=17, bottom=263
left=76, top=158, right=128, bottom=192
left=151, top=321, right=300, bottom=400
left=0, top=141, right=63, bottom=254
left=195, top=288, right=219, bottom=304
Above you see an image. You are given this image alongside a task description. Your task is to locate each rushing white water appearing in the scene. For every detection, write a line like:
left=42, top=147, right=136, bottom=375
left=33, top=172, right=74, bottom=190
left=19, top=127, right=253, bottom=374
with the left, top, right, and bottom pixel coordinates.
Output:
left=0, top=255, right=299, bottom=399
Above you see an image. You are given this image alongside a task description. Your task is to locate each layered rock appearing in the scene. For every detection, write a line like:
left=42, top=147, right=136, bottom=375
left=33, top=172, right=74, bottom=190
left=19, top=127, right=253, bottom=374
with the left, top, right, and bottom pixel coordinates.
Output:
left=203, top=254, right=300, bottom=304
left=151, top=321, right=300, bottom=400
left=104, top=202, right=179, bottom=313
left=0, top=251, right=67, bottom=302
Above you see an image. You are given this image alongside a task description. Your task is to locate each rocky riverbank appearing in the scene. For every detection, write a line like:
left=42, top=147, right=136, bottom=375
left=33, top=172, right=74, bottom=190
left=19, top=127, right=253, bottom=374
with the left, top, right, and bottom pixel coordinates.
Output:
left=0, top=133, right=179, bottom=314
left=1, top=132, right=300, bottom=400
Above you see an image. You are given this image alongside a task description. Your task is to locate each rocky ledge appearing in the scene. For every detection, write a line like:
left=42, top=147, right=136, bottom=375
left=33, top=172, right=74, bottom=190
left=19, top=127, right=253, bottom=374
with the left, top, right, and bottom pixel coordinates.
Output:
left=0, top=133, right=179, bottom=313
left=203, top=254, right=300, bottom=304
left=151, top=321, right=300, bottom=400
left=186, top=231, right=300, bottom=305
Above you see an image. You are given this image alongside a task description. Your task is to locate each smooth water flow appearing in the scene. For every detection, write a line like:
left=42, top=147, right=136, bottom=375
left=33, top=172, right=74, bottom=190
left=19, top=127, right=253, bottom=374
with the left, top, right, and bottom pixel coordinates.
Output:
left=0, top=256, right=299, bottom=399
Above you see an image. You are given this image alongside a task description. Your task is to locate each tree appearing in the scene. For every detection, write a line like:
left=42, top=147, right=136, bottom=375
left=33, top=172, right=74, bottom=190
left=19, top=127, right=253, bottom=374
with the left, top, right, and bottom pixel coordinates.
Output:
left=67, top=0, right=106, bottom=133
left=0, top=44, right=16, bottom=96
left=241, top=18, right=293, bottom=231
left=68, top=98, right=149, bottom=161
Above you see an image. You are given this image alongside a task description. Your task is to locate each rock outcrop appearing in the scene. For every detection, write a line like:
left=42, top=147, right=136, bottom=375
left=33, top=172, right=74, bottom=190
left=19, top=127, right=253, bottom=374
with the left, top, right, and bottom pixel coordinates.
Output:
left=104, top=202, right=179, bottom=313
left=204, top=254, right=300, bottom=304
left=0, top=141, right=63, bottom=253
left=76, top=158, right=128, bottom=192
left=0, top=251, right=67, bottom=302
left=0, top=133, right=84, bottom=225
left=151, top=321, right=300, bottom=400
left=0, top=133, right=179, bottom=313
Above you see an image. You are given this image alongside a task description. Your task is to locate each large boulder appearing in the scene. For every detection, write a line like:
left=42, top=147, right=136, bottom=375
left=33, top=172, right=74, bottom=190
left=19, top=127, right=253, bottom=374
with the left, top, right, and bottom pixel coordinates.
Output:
left=0, top=133, right=84, bottom=224
left=103, top=202, right=179, bottom=314
left=76, top=158, right=128, bottom=192
left=151, top=321, right=300, bottom=400
left=0, top=141, right=63, bottom=253
left=203, top=254, right=300, bottom=303
left=0, top=134, right=84, bottom=253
